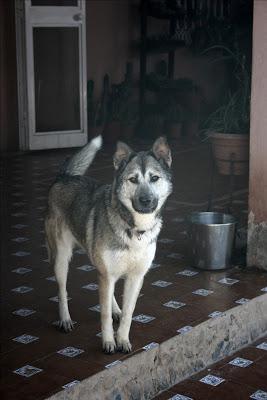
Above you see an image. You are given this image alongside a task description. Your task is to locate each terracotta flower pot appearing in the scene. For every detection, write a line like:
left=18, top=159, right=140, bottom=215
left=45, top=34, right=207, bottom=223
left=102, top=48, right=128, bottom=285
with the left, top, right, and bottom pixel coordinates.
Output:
left=210, top=132, right=249, bottom=175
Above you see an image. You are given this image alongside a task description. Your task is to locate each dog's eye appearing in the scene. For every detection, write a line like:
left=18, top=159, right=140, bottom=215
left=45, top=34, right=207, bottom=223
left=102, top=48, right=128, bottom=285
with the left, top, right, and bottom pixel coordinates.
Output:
left=129, top=176, right=138, bottom=184
left=151, top=175, right=160, bottom=182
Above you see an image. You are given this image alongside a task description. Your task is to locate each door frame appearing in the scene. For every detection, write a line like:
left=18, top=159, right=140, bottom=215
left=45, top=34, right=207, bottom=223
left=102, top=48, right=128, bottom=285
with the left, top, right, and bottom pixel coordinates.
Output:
left=15, top=0, right=29, bottom=150
left=15, top=0, right=88, bottom=150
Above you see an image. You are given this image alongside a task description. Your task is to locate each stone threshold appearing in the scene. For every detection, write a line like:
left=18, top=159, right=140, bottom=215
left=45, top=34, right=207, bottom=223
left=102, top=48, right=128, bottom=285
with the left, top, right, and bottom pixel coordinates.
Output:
left=48, top=293, right=267, bottom=400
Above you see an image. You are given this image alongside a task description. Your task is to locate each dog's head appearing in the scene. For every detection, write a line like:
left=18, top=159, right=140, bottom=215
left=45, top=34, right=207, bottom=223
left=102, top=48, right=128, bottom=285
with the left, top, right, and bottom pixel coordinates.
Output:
left=113, top=137, right=172, bottom=215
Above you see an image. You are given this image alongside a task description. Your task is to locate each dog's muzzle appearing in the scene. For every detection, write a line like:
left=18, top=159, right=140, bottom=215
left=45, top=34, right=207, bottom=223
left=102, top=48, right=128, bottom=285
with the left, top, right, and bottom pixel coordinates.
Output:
left=132, top=195, right=158, bottom=214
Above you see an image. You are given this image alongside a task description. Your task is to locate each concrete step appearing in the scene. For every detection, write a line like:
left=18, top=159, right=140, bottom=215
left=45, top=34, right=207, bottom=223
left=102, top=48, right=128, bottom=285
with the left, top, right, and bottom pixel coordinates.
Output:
left=152, top=334, right=267, bottom=399
left=48, top=292, right=267, bottom=400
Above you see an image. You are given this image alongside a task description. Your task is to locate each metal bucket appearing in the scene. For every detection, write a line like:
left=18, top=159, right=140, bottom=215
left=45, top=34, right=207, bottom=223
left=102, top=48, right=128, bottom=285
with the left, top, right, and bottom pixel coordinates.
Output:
left=189, top=212, right=236, bottom=270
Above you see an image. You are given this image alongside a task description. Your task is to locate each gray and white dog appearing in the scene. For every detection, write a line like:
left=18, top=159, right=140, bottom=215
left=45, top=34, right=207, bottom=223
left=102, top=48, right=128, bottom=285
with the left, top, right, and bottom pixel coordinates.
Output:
left=45, top=135, right=172, bottom=354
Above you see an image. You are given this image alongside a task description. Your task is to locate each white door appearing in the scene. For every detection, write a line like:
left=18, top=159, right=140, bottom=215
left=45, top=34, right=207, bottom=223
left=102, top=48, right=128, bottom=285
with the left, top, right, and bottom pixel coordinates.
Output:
left=16, top=0, right=87, bottom=150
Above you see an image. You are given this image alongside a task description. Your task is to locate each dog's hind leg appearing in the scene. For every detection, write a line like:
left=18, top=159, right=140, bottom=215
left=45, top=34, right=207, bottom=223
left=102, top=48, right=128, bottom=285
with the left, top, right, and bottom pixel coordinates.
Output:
left=45, top=216, right=57, bottom=265
left=54, top=229, right=74, bottom=332
left=99, top=275, right=116, bottom=354
left=112, top=295, right=122, bottom=323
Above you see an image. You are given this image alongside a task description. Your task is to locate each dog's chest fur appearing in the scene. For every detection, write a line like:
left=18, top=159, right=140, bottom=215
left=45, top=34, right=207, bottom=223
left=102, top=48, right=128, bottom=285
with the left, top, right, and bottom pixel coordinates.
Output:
left=102, top=235, right=157, bottom=278
left=90, top=210, right=161, bottom=278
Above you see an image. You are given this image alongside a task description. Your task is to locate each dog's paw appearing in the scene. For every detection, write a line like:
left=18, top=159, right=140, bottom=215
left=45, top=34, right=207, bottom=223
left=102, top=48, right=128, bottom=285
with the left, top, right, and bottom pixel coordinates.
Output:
left=58, top=319, right=74, bottom=333
left=103, top=340, right=116, bottom=354
left=116, top=338, right=132, bottom=353
left=112, top=311, right=122, bottom=323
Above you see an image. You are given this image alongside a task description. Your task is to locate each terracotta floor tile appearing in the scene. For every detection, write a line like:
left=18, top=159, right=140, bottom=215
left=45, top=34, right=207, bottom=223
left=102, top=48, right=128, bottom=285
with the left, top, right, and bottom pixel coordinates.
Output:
left=155, top=337, right=267, bottom=399
left=217, top=356, right=267, bottom=391
left=162, top=378, right=257, bottom=400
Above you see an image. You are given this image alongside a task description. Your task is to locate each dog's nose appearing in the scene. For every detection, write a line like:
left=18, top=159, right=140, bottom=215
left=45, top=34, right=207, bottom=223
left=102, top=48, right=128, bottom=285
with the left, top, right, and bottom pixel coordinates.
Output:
left=139, top=195, right=152, bottom=207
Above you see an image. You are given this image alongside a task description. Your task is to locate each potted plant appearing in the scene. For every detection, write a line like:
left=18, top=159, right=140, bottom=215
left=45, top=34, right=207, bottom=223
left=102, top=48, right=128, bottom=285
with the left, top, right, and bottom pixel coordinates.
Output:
left=204, top=45, right=250, bottom=175
left=146, top=70, right=204, bottom=142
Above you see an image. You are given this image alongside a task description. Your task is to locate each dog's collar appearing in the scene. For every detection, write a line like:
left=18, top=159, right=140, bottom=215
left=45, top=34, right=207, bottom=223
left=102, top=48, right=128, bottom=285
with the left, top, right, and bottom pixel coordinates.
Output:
left=126, top=228, right=145, bottom=240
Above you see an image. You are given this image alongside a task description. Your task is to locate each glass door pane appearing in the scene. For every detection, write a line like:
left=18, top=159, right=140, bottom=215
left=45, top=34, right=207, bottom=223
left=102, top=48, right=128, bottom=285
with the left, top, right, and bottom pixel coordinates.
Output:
left=33, top=27, right=80, bottom=132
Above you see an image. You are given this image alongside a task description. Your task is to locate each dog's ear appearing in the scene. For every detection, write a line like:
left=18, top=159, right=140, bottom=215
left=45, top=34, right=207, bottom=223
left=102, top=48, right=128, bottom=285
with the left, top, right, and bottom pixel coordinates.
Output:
left=113, top=141, right=133, bottom=170
left=152, top=136, right=172, bottom=167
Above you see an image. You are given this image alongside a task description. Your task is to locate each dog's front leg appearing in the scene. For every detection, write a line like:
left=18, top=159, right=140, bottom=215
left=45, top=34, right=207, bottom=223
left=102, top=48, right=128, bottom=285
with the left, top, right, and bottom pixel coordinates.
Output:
left=116, top=273, right=144, bottom=353
left=98, top=274, right=116, bottom=354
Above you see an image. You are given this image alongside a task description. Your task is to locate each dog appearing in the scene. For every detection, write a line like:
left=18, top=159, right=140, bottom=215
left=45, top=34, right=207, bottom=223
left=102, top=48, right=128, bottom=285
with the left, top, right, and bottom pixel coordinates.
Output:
left=45, top=135, right=172, bottom=354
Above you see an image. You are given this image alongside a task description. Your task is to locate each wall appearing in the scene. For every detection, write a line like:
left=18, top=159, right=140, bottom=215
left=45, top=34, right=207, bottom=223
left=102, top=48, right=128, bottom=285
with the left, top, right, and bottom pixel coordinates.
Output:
left=86, top=0, right=133, bottom=99
left=0, top=0, right=18, bottom=152
left=247, top=0, right=267, bottom=271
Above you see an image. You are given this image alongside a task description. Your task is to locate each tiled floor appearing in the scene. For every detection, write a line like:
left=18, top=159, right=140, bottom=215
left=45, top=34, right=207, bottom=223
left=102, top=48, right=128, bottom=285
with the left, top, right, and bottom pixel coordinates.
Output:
left=1, top=139, right=267, bottom=400
left=153, top=336, right=267, bottom=400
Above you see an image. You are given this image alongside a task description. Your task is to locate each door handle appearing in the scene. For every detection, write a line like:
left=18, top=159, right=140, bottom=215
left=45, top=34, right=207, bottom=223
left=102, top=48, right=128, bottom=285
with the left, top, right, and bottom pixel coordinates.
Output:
left=73, top=13, right=82, bottom=21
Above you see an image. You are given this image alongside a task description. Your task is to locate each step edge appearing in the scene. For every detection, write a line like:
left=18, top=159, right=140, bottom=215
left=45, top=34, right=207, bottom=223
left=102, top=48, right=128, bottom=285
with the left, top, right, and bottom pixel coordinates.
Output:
left=47, top=292, right=267, bottom=400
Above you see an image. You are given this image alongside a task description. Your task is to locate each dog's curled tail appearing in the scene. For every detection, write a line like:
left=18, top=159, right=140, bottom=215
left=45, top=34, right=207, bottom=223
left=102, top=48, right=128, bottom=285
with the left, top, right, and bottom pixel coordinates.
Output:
left=63, top=135, right=102, bottom=176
